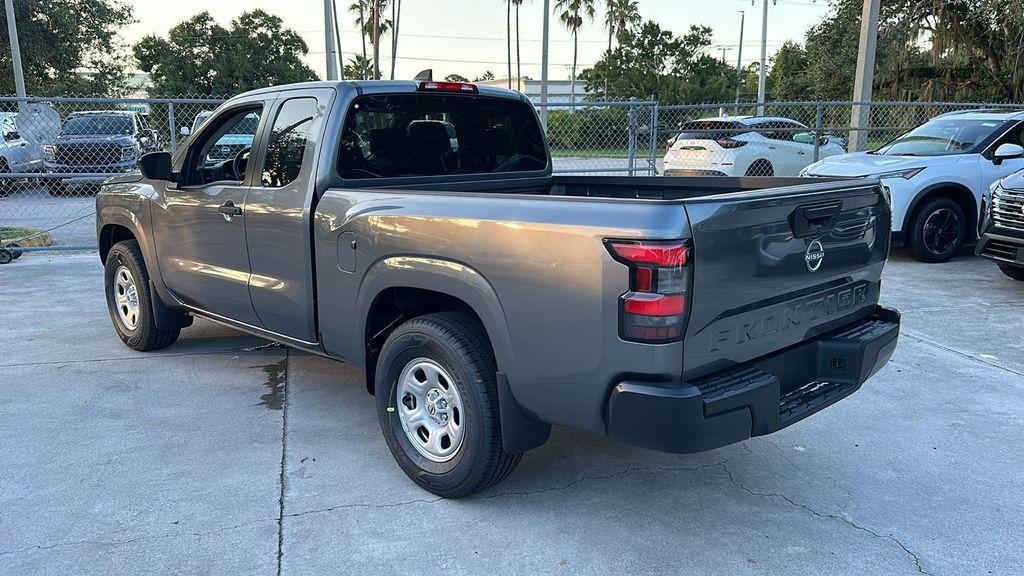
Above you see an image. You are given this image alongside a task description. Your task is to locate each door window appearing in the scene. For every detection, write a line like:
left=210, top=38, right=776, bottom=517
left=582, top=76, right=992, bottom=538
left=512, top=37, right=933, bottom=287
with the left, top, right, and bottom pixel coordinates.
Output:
left=183, top=107, right=262, bottom=185
left=261, top=98, right=318, bottom=188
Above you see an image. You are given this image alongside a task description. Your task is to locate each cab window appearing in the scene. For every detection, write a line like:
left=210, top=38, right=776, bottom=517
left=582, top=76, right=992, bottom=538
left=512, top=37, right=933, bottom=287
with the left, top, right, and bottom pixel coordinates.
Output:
left=261, top=98, right=318, bottom=188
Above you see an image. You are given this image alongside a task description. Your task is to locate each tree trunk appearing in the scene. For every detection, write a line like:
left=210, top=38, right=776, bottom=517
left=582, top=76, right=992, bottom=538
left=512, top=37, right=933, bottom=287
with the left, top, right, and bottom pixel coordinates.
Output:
left=372, top=0, right=381, bottom=80
left=515, top=3, right=521, bottom=90
left=359, top=1, right=368, bottom=79
left=390, top=0, right=400, bottom=80
left=506, top=1, right=512, bottom=88
left=571, top=28, right=579, bottom=105
left=605, top=25, right=613, bottom=100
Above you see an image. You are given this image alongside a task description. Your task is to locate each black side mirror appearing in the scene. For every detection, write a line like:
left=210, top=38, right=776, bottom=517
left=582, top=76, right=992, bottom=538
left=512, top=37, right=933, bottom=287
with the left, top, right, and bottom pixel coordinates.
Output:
left=140, top=151, right=173, bottom=181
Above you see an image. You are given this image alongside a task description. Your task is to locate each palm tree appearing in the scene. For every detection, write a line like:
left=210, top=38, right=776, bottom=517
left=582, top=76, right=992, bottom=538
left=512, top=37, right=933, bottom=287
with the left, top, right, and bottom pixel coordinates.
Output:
left=554, top=0, right=596, bottom=104
left=602, top=0, right=639, bottom=98
left=348, top=1, right=390, bottom=79
left=512, top=0, right=525, bottom=90
left=390, top=0, right=402, bottom=79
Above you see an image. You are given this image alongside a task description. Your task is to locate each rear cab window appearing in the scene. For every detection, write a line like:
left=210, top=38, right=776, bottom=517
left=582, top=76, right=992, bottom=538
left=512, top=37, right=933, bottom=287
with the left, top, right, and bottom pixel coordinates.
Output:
left=338, top=93, right=548, bottom=179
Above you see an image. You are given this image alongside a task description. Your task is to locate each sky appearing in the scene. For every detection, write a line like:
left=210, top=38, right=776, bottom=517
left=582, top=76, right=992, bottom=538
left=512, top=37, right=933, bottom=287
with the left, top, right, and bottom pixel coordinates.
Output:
left=124, top=0, right=834, bottom=81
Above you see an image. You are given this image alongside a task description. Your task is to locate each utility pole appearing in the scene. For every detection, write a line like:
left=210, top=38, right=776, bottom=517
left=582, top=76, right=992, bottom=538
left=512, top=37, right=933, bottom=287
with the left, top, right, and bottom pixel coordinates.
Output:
left=735, top=11, right=745, bottom=112
left=756, top=0, right=773, bottom=117
left=333, top=0, right=344, bottom=80
left=540, top=0, right=550, bottom=131
left=850, top=0, right=881, bottom=152
left=323, top=0, right=338, bottom=80
left=5, top=0, right=27, bottom=101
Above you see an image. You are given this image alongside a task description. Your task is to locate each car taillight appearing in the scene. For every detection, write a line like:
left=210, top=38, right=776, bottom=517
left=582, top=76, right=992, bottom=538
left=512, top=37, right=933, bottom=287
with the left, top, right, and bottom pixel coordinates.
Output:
left=716, top=138, right=747, bottom=149
left=418, top=81, right=479, bottom=94
left=606, top=240, right=691, bottom=343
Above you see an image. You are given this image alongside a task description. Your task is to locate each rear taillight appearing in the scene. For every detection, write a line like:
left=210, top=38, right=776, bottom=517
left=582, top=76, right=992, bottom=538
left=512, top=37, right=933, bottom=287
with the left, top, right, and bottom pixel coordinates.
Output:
left=607, top=240, right=691, bottom=343
left=716, top=138, right=747, bottom=149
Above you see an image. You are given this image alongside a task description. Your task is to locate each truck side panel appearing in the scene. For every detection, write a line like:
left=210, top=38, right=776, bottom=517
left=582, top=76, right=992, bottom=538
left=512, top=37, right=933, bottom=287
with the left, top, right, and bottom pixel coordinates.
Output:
left=313, top=190, right=691, bottom=433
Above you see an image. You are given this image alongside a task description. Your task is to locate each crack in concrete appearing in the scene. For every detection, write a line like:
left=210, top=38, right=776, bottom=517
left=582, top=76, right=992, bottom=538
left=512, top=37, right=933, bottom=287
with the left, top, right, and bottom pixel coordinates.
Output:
left=275, top=348, right=290, bottom=576
left=902, top=330, right=1024, bottom=381
left=0, top=518, right=270, bottom=557
left=720, top=462, right=934, bottom=576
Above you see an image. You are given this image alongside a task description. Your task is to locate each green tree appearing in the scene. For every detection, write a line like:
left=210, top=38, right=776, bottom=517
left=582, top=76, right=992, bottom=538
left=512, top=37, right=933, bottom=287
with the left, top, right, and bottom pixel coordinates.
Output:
left=602, top=0, right=640, bottom=99
left=769, top=41, right=810, bottom=100
left=554, top=0, right=597, bottom=103
left=345, top=55, right=373, bottom=80
left=134, top=10, right=317, bottom=97
left=473, top=70, right=496, bottom=82
left=348, top=0, right=391, bottom=80
left=444, top=73, right=470, bottom=82
left=0, top=0, right=133, bottom=96
left=580, top=21, right=736, bottom=104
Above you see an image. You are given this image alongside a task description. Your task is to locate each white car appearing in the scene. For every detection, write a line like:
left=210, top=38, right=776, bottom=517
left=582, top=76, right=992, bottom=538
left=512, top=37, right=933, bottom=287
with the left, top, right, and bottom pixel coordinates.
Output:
left=802, top=109, right=1024, bottom=262
left=0, top=112, right=45, bottom=195
left=663, top=116, right=846, bottom=177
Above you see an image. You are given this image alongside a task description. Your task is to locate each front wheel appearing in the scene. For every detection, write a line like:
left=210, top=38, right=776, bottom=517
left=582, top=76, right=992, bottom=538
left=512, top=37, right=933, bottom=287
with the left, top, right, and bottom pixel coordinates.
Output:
left=104, top=240, right=180, bottom=351
left=906, top=197, right=967, bottom=263
left=998, top=263, right=1024, bottom=281
left=375, top=312, right=521, bottom=498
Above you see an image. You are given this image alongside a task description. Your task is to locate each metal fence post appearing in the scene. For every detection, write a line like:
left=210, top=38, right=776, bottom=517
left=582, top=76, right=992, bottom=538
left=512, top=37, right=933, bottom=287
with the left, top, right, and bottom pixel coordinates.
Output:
left=168, top=101, right=177, bottom=153
left=648, top=103, right=660, bottom=176
left=627, top=98, right=638, bottom=175
left=813, top=103, right=823, bottom=162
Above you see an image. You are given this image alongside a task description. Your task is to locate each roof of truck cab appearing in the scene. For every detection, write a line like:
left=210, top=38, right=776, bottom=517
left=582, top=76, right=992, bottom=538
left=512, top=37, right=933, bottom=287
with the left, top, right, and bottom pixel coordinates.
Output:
left=231, top=80, right=526, bottom=102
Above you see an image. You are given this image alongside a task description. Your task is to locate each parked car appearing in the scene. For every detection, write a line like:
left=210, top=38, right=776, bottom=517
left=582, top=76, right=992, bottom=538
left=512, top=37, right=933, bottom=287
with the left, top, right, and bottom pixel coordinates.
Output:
left=802, top=109, right=1024, bottom=262
left=183, top=110, right=258, bottom=165
left=0, top=111, right=44, bottom=195
left=977, top=169, right=1024, bottom=280
left=96, top=80, right=900, bottom=497
left=43, top=110, right=161, bottom=195
left=663, top=116, right=846, bottom=177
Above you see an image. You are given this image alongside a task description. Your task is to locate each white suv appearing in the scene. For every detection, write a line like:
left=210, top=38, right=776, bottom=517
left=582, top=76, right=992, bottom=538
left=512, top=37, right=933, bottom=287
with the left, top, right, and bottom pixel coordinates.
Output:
left=664, top=116, right=846, bottom=177
left=802, top=109, right=1024, bottom=262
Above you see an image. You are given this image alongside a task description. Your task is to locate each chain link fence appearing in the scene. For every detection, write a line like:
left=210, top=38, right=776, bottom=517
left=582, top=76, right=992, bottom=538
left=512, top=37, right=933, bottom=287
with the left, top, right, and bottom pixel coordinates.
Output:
left=1, top=94, right=1020, bottom=258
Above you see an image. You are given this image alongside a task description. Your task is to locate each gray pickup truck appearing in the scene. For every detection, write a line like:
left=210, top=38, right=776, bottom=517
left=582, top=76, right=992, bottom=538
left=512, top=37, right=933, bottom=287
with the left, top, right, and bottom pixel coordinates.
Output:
left=96, top=80, right=900, bottom=497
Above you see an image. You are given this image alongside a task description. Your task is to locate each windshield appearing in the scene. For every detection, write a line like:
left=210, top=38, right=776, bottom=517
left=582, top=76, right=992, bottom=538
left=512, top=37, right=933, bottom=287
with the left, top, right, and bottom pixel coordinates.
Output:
left=339, top=93, right=548, bottom=179
left=62, top=115, right=134, bottom=136
left=874, top=118, right=1006, bottom=156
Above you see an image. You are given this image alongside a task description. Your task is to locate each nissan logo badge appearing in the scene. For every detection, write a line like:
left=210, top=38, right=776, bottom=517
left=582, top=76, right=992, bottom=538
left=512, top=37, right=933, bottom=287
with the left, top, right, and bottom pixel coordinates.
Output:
left=805, top=239, right=825, bottom=272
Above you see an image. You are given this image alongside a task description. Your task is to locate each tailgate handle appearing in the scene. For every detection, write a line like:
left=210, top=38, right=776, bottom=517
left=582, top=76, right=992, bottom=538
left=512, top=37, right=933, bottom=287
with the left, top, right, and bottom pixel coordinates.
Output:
left=792, top=202, right=842, bottom=238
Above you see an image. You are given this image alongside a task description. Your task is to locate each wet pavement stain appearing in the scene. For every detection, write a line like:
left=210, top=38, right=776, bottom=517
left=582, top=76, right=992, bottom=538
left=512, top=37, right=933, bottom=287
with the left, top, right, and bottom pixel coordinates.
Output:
left=258, top=357, right=288, bottom=410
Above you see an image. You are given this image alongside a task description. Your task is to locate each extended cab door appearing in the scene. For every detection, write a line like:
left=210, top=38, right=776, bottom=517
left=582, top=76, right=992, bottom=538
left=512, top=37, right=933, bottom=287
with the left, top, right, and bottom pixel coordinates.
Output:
left=150, top=97, right=270, bottom=326
left=242, top=90, right=333, bottom=343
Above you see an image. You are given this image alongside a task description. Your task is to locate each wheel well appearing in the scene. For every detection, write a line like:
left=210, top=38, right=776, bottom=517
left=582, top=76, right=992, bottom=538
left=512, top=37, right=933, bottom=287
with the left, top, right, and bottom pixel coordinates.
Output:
left=98, top=224, right=136, bottom=262
left=905, top=185, right=978, bottom=242
left=364, top=287, right=491, bottom=395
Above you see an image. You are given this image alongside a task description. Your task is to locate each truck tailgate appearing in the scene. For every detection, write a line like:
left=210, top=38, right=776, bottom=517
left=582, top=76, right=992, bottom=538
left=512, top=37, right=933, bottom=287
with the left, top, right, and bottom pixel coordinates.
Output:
left=681, top=179, right=890, bottom=380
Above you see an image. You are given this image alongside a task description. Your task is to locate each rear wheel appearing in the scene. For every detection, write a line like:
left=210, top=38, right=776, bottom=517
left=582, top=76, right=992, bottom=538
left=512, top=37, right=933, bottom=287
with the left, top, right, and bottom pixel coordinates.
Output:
left=104, top=240, right=180, bottom=351
left=998, top=263, right=1024, bottom=281
left=745, top=159, right=774, bottom=177
left=375, top=312, right=521, bottom=498
left=906, top=197, right=966, bottom=263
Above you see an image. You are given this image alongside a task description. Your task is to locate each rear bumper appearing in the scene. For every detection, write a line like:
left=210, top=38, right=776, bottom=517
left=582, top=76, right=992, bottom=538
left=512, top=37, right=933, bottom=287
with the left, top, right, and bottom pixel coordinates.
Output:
left=606, top=306, right=900, bottom=453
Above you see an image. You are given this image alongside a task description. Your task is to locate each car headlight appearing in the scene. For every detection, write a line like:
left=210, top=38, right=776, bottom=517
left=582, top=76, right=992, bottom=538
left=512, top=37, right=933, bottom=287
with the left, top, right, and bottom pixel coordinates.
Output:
left=873, top=167, right=924, bottom=180
left=120, top=145, right=138, bottom=162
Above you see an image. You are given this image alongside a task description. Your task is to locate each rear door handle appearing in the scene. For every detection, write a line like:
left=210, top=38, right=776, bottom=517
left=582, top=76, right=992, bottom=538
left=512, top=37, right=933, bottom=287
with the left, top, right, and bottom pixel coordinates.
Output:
left=218, top=200, right=242, bottom=221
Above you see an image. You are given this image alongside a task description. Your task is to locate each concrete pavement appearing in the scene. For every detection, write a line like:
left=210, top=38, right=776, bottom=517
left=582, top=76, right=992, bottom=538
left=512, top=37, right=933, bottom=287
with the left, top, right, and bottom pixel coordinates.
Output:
left=1, top=252, right=1022, bottom=575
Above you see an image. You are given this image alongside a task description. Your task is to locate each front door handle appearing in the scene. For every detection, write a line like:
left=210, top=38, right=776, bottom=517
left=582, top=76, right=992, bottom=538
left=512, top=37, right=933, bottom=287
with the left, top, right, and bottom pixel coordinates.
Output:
left=218, top=200, right=242, bottom=221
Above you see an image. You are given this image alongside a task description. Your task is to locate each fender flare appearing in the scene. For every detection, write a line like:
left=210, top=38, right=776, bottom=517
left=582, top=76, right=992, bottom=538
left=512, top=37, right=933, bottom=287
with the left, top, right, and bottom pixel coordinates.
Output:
left=901, top=181, right=979, bottom=239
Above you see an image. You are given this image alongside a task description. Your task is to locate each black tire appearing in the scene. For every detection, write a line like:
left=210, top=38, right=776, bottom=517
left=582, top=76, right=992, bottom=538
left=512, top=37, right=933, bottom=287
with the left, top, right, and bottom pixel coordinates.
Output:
left=375, top=312, right=521, bottom=498
left=906, top=197, right=967, bottom=263
left=104, top=240, right=180, bottom=351
left=998, top=263, right=1024, bottom=281
left=9, top=243, right=22, bottom=260
left=745, top=159, right=774, bottom=177
left=0, top=248, right=12, bottom=265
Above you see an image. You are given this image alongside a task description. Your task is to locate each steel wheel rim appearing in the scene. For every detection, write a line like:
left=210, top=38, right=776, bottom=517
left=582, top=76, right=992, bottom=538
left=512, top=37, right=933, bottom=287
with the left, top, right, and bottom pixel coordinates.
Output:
left=113, top=265, right=140, bottom=331
left=396, top=358, right=465, bottom=462
left=922, top=208, right=961, bottom=255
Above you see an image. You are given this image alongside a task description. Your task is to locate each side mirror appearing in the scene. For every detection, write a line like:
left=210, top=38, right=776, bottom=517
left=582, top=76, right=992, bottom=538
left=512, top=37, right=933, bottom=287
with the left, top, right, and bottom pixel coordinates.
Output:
left=179, top=126, right=191, bottom=136
left=793, top=132, right=818, bottom=146
left=993, top=143, right=1024, bottom=166
left=140, top=151, right=173, bottom=181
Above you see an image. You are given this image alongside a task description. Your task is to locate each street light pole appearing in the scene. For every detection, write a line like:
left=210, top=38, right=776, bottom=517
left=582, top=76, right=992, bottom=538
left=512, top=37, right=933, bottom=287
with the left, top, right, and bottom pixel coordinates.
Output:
left=735, top=10, right=745, bottom=112
left=850, top=0, right=881, bottom=152
left=4, top=0, right=27, bottom=101
left=756, top=0, right=771, bottom=116
left=540, top=0, right=550, bottom=131
left=323, top=0, right=338, bottom=80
